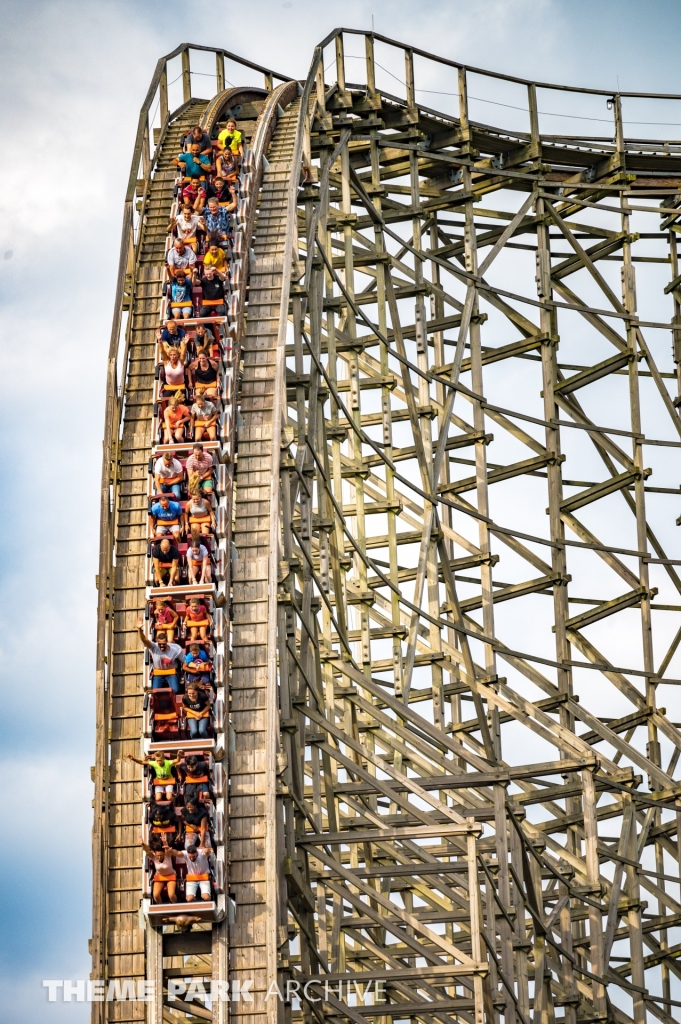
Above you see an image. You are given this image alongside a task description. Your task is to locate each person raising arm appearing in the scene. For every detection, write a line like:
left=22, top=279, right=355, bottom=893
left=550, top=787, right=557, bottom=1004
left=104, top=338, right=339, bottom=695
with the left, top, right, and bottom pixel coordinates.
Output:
left=139, top=834, right=178, bottom=904
left=127, top=749, right=183, bottom=801
left=137, top=618, right=184, bottom=693
left=168, top=203, right=205, bottom=250
left=202, top=196, right=234, bottom=242
left=160, top=341, right=188, bottom=400
left=176, top=844, right=213, bottom=902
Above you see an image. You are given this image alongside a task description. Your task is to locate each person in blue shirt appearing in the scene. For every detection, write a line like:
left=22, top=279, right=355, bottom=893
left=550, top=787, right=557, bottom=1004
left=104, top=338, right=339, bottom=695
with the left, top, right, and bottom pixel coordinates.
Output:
left=184, top=643, right=212, bottom=687
left=174, top=143, right=212, bottom=180
left=169, top=271, right=194, bottom=320
left=202, top=196, right=236, bottom=242
left=159, top=320, right=186, bottom=347
left=149, top=494, right=184, bottom=539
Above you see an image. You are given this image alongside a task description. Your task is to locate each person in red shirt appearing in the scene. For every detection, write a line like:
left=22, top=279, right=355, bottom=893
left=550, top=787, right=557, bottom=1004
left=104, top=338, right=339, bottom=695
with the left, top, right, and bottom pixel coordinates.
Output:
left=181, top=178, right=206, bottom=212
left=186, top=443, right=214, bottom=494
left=184, top=596, right=211, bottom=642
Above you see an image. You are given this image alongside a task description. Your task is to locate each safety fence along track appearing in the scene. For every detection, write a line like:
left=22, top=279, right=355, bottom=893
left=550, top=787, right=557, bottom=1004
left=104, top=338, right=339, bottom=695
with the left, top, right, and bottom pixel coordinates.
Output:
left=95, top=31, right=681, bottom=1024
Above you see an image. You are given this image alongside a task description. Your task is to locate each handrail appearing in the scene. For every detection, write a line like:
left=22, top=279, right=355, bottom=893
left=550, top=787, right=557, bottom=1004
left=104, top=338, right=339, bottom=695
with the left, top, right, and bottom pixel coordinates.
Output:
left=319, top=26, right=681, bottom=100
left=125, top=44, right=292, bottom=206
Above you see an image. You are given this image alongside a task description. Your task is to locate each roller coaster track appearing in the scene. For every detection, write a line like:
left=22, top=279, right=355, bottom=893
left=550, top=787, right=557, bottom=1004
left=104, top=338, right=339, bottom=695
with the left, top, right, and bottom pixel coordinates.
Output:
left=94, top=32, right=681, bottom=1024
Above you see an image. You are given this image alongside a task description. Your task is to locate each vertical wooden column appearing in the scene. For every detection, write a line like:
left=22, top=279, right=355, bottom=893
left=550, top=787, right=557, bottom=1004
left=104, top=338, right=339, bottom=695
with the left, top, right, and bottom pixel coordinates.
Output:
left=405, top=48, right=417, bottom=122
left=535, top=188, right=577, bottom=1022
left=582, top=769, right=605, bottom=1014
left=528, top=82, right=540, bottom=159
left=459, top=67, right=499, bottom=761
left=141, top=115, right=151, bottom=183
left=458, top=67, right=471, bottom=150
left=181, top=48, right=191, bottom=104
left=335, top=33, right=349, bottom=106
left=216, top=52, right=225, bottom=94
left=364, top=34, right=379, bottom=109
left=620, top=194, right=650, bottom=1024
left=159, top=64, right=168, bottom=125
left=467, top=832, right=485, bottom=1024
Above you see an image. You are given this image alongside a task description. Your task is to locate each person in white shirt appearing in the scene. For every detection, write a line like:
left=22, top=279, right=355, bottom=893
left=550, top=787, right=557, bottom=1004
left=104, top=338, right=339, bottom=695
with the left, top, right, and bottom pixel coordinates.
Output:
left=177, top=844, right=213, bottom=901
left=166, top=238, right=197, bottom=278
left=168, top=203, right=205, bottom=250
left=154, top=450, right=184, bottom=498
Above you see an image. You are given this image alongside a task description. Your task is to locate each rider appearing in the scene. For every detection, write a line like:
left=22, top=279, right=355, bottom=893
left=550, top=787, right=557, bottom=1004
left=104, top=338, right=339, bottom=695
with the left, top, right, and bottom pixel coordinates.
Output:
left=178, top=798, right=210, bottom=850
left=139, top=834, right=178, bottom=904
left=176, top=844, right=213, bottom=903
left=137, top=618, right=184, bottom=693
left=149, top=494, right=184, bottom=539
left=179, top=752, right=212, bottom=804
left=126, top=749, right=182, bottom=801
left=154, top=450, right=184, bottom=498
left=183, top=683, right=211, bottom=740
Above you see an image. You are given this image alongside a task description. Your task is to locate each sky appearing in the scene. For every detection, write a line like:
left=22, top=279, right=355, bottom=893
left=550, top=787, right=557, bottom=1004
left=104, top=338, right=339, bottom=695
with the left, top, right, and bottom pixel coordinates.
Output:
left=2, top=0, right=681, bottom=1020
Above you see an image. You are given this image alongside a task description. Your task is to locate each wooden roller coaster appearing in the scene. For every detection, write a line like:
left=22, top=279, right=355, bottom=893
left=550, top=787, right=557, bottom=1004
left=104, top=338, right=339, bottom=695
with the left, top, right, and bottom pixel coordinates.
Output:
left=93, top=30, right=681, bottom=1024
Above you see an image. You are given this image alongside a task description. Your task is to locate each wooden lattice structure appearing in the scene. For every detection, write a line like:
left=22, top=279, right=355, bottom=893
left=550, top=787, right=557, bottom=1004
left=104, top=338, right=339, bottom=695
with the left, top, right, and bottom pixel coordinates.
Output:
left=93, top=31, right=681, bottom=1024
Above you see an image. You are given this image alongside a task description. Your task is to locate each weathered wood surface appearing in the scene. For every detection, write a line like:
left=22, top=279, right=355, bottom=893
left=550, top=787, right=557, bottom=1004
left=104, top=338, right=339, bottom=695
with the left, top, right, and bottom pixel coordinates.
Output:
left=229, top=98, right=301, bottom=1024
left=97, top=100, right=208, bottom=1024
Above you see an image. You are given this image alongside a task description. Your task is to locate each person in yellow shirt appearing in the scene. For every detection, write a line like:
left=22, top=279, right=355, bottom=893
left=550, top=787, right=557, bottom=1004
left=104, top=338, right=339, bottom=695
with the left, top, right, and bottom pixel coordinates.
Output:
left=203, top=237, right=228, bottom=273
left=217, top=118, right=243, bottom=162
